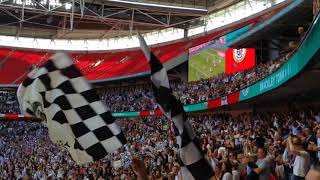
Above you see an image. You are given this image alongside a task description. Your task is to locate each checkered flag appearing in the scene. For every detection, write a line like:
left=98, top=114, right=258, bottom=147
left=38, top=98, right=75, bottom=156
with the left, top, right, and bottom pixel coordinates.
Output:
left=17, top=52, right=126, bottom=164
left=138, top=34, right=214, bottom=180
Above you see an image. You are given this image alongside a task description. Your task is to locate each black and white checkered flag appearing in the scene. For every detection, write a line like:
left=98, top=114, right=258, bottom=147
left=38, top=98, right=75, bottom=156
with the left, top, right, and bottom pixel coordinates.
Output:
left=17, top=52, right=126, bottom=164
left=138, top=34, right=214, bottom=180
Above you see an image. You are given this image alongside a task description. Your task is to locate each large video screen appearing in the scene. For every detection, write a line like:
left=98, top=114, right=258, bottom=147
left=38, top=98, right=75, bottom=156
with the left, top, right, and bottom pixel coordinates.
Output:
left=188, top=37, right=226, bottom=82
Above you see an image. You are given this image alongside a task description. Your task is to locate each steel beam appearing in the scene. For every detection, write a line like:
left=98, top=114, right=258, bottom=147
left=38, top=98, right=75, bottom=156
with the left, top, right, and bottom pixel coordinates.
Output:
left=135, top=8, right=167, bottom=26
left=70, top=0, right=74, bottom=30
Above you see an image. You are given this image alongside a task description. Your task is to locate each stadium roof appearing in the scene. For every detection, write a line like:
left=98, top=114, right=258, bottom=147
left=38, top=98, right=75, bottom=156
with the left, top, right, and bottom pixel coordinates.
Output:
left=0, top=0, right=279, bottom=39
left=0, top=2, right=291, bottom=85
left=228, top=0, right=314, bottom=48
left=0, top=0, right=287, bottom=51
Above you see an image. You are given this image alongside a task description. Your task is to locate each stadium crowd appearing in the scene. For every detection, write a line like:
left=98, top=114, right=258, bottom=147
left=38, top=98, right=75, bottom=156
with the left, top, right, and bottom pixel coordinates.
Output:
left=1, top=105, right=320, bottom=180
left=0, top=91, right=20, bottom=114
left=97, top=25, right=306, bottom=112
left=98, top=54, right=288, bottom=112
left=0, top=54, right=287, bottom=114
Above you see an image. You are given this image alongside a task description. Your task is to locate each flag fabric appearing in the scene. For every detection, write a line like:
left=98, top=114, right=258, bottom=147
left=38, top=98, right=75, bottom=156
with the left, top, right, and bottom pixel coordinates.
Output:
left=138, top=34, right=214, bottom=180
left=225, top=48, right=255, bottom=74
left=221, top=96, right=228, bottom=106
left=17, top=52, right=126, bottom=164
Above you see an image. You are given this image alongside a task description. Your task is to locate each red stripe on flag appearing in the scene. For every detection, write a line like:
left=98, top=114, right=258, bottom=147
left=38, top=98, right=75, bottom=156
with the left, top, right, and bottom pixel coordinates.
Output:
left=140, top=111, right=151, bottom=117
left=208, top=98, right=221, bottom=109
left=154, top=109, right=163, bottom=116
left=4, top=114, right=20, bottom=118
left=227, top=91, right=240, bottom=105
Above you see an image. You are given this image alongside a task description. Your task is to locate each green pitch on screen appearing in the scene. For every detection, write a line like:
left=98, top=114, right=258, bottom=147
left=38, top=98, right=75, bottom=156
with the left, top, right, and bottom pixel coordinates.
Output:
left=188, top=48, right=225, bottom=82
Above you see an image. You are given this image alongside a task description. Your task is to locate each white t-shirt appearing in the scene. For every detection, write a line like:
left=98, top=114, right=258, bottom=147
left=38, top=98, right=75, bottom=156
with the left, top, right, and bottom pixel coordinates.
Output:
left=57, top=169, right=64, bottom=178
left=210, top=158, right=218, bottom=170
left=317, top=138, right=320, bottom=159
left=232, top=170, right=240, bottom=180
left=273, top=118, right=279, bottom=129
left=168, top=155, right=173, bottom=163
left=234, top=135, right=240, bottom=146
left=290, top=125, right=299, bottom=135
left=175, top=174, right=181, bottom=180
left=315, top=115, right=320, bottom=123
left=293, top=151, right=310, bottom=177
left=275, top=164, right=285, bottom=179
left=222, top=172, right=233, bottom=180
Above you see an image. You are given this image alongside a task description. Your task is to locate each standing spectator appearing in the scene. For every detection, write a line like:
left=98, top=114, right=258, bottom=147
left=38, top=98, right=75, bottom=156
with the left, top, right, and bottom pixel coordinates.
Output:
left=274, top=156, right=286, bottom=180
left=304, top=127, right=317, bottom=165
left=313, top=0, right=320, bottom=16
left=253, top=148, right=271, bottom=180
left=232, top=162, right=240, bottom=180
left=306, top=165, right=320, bottom=180
left=244, top=154, right=259, bottom=180
left=222, top=161, right=233, bottom=180
left=2, top=106, right=320, bottom=179
left=297, top=27, right=306, bottom=40
left=288, top=136, right=310, bottom=180
left=316, top=129, right=320, bottom=164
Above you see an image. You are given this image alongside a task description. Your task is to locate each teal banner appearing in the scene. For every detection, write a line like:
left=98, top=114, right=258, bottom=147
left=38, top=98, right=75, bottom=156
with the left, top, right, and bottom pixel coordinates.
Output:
left=240, top=62, right=294, bottom=100
left=112, top=112, right=139, bottom=117
left=226, top=24, right=252, bottom=48
left=183, top=102, right=208, bottom=112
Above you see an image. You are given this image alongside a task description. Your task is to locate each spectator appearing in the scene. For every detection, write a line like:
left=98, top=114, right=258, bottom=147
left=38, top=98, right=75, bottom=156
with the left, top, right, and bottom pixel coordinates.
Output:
left=253, top=148, right=271, bottom=180
left=288, top=136, right=310, bottom=180
left=275, top=157, right=285, bottom=180
left=244, top=154, right=259, bottom=180
left=222, top=161, right=233, bottom=180
left=317, top=129, right=320, bottom=164
left=306, top=165, right=320, bottom=180
left=313, top=0, right=320, bottom=17
left=131, top=156, right=148, bottom=180
left=304, top=127, right=318, bottom=165
left=2, top=96, right=320, bottom=179
left=298, top=27, right=306, bottom=40
left=231, top=162, right=240, bottom=180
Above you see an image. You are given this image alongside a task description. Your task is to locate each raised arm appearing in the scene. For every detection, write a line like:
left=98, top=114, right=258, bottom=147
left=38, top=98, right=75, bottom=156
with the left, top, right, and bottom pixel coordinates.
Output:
left=288, top=136, right=305, bottom=156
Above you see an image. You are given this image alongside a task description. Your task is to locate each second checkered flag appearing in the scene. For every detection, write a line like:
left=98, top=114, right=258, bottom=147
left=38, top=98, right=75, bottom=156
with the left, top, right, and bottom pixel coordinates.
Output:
left=139, top=34, right=214, bottom=180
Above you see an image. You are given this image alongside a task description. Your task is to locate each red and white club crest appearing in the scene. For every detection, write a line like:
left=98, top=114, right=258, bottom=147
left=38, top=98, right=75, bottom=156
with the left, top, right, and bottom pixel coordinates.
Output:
left=233, top=48, right=247, bottom=63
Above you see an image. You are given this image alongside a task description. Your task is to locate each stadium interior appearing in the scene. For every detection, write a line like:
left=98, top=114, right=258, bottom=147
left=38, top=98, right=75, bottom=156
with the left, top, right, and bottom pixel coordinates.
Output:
left=1, top=0, right=320, bottom=179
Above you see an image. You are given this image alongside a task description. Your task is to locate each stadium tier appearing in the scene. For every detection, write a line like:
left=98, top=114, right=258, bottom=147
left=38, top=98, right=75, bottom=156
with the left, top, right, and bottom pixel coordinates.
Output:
left=1, top=0, right=318, bottom=117
left=1, top=0, right=320, bottom=180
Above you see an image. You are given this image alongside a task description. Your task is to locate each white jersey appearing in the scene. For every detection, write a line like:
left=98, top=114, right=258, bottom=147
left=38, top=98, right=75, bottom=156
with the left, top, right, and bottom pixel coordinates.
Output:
left=317, top=138, right=320, bottom=160
left=293, top=151, right=310, bottom=177
left=222, top=172, right=233, bottom=180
